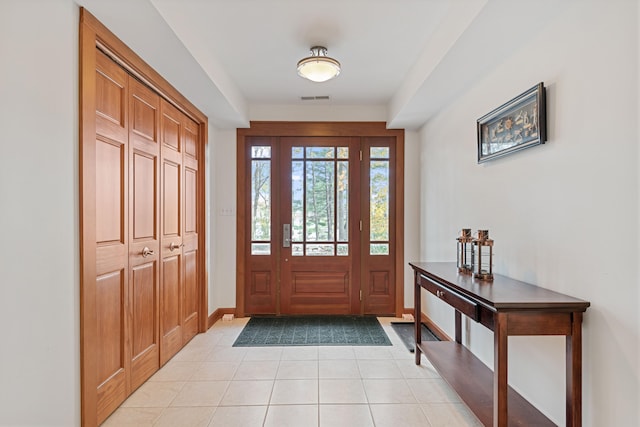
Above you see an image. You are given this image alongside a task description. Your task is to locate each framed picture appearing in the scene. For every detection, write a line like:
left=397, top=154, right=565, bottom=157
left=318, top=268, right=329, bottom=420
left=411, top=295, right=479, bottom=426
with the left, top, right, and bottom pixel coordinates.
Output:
left=477, top=82, right=546, bottom=163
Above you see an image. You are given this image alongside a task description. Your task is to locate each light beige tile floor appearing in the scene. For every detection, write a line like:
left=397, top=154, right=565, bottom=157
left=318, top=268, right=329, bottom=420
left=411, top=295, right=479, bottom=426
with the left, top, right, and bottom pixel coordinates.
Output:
left=102, top=317, right=483, bottom=427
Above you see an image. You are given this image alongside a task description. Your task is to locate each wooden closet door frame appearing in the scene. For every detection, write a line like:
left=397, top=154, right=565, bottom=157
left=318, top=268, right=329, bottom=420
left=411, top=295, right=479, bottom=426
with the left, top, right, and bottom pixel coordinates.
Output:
left=80, top=9, right=208, bottom=427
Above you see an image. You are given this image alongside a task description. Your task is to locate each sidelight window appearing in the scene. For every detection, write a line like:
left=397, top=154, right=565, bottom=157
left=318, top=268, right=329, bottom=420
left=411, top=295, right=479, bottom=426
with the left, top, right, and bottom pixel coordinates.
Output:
left=251, top=146, right=271, bottom=255
left=370, top=147, right=389, bottom=255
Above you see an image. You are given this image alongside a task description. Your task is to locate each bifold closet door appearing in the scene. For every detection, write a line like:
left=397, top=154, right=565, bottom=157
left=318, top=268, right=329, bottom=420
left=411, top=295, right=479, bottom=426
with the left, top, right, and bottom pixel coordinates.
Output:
left=94, top=51, right=162, bottom=421
left=82, top=12, right=208, bottom=424
left=159, top=100, right=200, bottom=365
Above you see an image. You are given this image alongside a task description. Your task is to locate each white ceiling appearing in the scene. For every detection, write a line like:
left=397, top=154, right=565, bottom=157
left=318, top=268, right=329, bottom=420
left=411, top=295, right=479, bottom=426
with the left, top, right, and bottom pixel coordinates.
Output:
left=78, top=0, right=560, bottom=129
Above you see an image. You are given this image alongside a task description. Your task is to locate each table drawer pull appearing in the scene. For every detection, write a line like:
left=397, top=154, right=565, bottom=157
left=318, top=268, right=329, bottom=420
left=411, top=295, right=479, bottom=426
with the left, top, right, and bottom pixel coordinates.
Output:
left=420, top=274, right=480, bottom=321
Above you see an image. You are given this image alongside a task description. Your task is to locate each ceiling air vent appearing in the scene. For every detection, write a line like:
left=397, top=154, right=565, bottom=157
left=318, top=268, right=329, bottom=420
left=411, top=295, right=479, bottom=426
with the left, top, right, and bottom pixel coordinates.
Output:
left=300, top=95, right=331, bottom=101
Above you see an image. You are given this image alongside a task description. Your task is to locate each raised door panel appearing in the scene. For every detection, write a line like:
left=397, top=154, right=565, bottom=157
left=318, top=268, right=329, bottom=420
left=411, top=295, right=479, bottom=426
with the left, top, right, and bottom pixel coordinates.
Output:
left=184, top=120, right=198, bottom=159
left=95, top=270, right=127, bottom=423
left=184, top=168, right=197, bottom=235
left=162, top=162, right=180, bottom=238
left=129, top=261, right=158, bottom=390
left=160, top=255, right=182, bottom=364
left=162, top=109, right=180, bottom=152
left=130, top=84, right=158, bottom=144
left=96, top=138, right=125, bottom=245
left=132, top=152, right=156, bottom=240
left=182, top=250, right=198, bottom=342
left=95, top=50, right=127, bottom=142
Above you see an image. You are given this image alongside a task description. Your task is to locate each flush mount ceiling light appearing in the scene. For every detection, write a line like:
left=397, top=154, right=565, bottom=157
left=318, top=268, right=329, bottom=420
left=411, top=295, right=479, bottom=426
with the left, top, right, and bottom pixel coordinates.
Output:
left=297, top=46, right=341, bottom=83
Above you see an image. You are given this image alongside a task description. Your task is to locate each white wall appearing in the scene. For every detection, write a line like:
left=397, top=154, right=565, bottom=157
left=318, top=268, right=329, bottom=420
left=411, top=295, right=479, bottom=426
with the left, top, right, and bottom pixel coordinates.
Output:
left=637, top=1, right=640, bottom=424
left=0, top=1, right=80, bottom=425
left=403, top=130, right=421, bottom=308
left=419, top=2, right=639, bottom=425
left=209, top=126, right=238, bottom=311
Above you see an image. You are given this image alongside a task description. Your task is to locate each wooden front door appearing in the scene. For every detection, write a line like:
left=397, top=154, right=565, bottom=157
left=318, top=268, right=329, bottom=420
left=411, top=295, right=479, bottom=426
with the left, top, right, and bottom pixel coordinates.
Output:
left=239, top=122, right=404, bottom=317
left=279, top=137, right=361, bottom=314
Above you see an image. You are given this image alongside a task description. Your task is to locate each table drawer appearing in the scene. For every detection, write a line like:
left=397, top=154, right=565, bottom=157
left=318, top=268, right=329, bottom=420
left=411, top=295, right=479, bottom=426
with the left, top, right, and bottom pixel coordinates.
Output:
left=419, top=274, right=479, bottom=321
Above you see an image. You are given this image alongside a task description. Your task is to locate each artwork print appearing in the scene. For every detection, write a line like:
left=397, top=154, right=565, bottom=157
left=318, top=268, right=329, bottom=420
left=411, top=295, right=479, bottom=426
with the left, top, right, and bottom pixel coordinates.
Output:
left=477, top=83, right=546, bottom=163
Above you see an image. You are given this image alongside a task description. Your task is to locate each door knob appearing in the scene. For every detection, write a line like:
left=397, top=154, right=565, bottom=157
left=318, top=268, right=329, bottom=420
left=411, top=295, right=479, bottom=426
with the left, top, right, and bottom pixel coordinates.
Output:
left=169, top=242, right=184, bottom=251
left=141, top=247, right=155, bottom=257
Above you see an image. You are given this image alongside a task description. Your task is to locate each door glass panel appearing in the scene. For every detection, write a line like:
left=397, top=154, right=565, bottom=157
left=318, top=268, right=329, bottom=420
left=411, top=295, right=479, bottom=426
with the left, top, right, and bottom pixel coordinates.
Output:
left=336, top=161, right=349, bottom=242
left=305, top=161, right=335, bottom=242
left=251, top=147, right=271, bottom=255
left=291, top=146, right=348, bottom=256
left=252, top=146, right=271, bottom=158
left=306, top=244, right=335, bottom=256
left=251, top=243, right=271, bottom=255
left=291, top=161, right=304, bottom=242
left=306, top=146, right=334, bottom=158
left=370, top=150, right=389, bottom=255
left=370, top=147, right=389, bottom=159
left=292, top=244, right=303, bottom=256
left=370, top=243, right=389, bottom=255
left=292, top=146, right=304, bottom=159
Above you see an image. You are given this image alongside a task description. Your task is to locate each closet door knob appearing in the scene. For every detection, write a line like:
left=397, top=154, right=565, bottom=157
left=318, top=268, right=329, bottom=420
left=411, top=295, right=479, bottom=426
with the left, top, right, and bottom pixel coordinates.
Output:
left=141, top=247, right=155, bottom=257
left=169, top=242, right=184, bottom=251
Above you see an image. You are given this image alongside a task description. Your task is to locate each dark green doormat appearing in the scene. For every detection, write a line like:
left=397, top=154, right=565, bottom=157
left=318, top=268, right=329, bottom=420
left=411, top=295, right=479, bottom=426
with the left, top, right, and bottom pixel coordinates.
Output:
left=232, top=315, right=392, bottom=347
left=390, top=322, right=440, bottom=353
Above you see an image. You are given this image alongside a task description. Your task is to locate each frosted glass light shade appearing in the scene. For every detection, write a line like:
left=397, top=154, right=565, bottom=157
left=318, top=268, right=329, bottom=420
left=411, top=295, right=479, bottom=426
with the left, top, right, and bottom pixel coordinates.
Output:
left=297, top=46, right=341, bottom=82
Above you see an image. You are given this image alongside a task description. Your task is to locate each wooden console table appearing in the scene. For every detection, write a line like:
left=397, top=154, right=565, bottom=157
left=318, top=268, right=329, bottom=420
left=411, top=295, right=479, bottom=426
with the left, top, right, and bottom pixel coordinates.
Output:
left=410, top=262, right=590, bottom=427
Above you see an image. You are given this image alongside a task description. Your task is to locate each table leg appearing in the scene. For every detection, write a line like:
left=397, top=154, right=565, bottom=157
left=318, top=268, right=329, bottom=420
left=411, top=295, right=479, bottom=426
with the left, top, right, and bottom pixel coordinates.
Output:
left=455, top=310, right=462, bottom=344
left=415, top=272, right=422, bottom=365
left=494, top=312, right=508, bottom=427
left=566, top=312, right=583, bottom=427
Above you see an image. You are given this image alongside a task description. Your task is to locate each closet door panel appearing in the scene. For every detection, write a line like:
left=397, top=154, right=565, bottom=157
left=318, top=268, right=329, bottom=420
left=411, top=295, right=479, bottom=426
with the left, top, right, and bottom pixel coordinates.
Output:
left=94, top=52, right=130, bottom=425
left=182, top=150, right=199, bottom=343
left=160, top=100, right=184, bottom=364
left=128, top=78, right=160, bottom=389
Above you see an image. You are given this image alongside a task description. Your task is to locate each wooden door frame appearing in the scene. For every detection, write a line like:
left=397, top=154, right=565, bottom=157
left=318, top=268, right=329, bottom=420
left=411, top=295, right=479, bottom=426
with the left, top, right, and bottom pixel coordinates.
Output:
left=236, top=121, right=404, bottom=318
left=79, top=9, right=208, bottom=426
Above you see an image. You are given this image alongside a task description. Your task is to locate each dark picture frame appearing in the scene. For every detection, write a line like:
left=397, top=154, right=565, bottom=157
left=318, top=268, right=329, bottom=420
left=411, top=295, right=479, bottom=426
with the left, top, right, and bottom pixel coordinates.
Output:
left=477, top=82, right=546, bottom=163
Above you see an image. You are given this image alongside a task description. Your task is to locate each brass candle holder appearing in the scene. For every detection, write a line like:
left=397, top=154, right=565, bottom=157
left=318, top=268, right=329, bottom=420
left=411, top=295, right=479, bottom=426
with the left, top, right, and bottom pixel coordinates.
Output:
left=473, top=229, right=494, bottom=281
left=456, top=228, right=474, bottom=274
